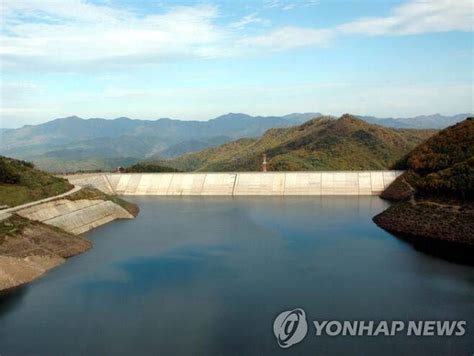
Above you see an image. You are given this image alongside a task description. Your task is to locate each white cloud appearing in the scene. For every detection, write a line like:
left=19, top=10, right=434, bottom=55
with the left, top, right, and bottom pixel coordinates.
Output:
left=0, top=2, right=227, bottom=70
left=339, top=0, right=473, bottom=35
left=0, top=0, right=472, bottom=73
left=263, top=0, right=319, bottom=11
left=240, top=0, right=472, bottom=53
left=230, top=13, right=270, bottom=29
left=264, top=0, right=283, bottom=9
left=239, top=27, right=333, bottom=50
left=282, top=4, right=297, bottom=11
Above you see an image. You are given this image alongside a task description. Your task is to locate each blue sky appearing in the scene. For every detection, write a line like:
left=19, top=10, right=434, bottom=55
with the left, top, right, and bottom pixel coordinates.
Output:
left=0, top=0, right=472, bottom=128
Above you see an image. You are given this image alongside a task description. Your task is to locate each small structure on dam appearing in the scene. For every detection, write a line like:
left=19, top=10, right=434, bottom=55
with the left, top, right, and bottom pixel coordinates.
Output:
left=66, top=171, right=403, bottom=196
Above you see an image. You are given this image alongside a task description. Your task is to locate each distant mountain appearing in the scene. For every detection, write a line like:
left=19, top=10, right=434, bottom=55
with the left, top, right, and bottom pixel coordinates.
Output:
left=0, top=112, right=466, bottom=172
left=358, top=113, right=471, bottom=129
left=0, top=113, right=318, bottom=171
left=158, top=136, right=231, bottom=158
left=155, top=114, right=436, bottom=172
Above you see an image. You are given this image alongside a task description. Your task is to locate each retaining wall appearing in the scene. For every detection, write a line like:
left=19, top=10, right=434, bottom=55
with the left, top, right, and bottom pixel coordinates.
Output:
left=17, top=199, right=134, bottom=235
left=66, top=171, right=403, bottom=196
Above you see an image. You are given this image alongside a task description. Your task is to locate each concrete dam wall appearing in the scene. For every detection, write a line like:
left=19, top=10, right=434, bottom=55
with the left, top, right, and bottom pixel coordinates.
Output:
left=66, top=171, right=403, bottom=196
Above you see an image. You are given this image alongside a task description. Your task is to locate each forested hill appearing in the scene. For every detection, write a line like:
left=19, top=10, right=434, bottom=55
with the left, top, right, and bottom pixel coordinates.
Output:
left=374, top=117, right=474, bottom=250
left=383, top=117, right=474, bottom=200
left=156, top=114, right=436, bottom=172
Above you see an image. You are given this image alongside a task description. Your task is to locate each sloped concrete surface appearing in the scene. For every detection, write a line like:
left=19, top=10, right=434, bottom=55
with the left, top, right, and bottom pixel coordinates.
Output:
left=67, top=171, right=403, bottom=196
left=1, top=186, right=136, bottom=290
left=0, top=185, right=81, bottom=219
left=16, top=199, right=134, bottom=235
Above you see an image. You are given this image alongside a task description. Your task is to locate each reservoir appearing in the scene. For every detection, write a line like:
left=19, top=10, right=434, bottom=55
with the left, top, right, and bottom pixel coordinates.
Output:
left=0, top=197, right=473, bottom=355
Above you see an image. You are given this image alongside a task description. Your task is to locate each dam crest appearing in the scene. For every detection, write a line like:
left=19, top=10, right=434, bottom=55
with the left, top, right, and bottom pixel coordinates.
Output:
left=66, top=171, right=403, bottom=196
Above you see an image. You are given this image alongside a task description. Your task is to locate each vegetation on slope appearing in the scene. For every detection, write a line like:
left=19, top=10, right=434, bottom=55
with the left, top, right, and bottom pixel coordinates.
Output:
left=67, top=187, right=140, bottom=217
left=1, top=113, right=467, bottom=172
left=374, top=118, right=474, bottom=251
left=384, top=118, right=474, bottom=200
left=0, top=114, right=316, bottom=172
left=158, top=114, right=436, bottom=172
left=0, top=156, right=73, bottom=207
left=123, top=163, right=180, bottom=173
left=33, top=156, right=140, bottom=174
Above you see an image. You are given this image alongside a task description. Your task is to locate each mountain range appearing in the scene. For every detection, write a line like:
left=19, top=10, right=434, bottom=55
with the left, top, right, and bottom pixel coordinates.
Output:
left=359, top=113, right=471, bottom=129
left=0, top=112, right=468, bottom=172
left=0, top=113, right=319, bottom=171
left=154, top=115, right=436, bottom=172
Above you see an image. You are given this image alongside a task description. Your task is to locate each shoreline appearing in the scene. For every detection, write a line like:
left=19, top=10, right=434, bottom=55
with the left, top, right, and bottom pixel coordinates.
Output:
left=373, top=218, right=474, bottom=265
left=373, top=199, right=474, bottom=263
left=0, top=188, right=139, bottom=292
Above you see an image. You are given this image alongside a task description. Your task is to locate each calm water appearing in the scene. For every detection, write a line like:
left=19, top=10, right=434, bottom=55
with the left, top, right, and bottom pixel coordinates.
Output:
left=0, top=197, right=473, bottom=355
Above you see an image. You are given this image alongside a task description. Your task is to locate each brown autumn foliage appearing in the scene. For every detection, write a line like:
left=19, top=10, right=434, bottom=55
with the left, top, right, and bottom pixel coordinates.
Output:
left=389, top=118, right=473, bottom=199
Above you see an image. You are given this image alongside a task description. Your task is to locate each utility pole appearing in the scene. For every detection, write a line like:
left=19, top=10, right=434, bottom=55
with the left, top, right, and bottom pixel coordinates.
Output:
left=262, top=154, right=267, bottom=172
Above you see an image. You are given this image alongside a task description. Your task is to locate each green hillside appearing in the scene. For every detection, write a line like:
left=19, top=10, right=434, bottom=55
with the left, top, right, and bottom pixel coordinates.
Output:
left=157, top=114, right=436, bottom=172
left=123, top=163, right=180, bottom=173
left=2, top=113, right=466, bottom=172
left=0, top=113, right=317, bottom=172
left=0, top=156, right=73, bottom=207
left=33, top=156, right=140, bottom=173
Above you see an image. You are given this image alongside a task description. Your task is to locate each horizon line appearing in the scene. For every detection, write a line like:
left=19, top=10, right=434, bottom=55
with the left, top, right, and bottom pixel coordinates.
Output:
left=1, top=111, right=473, bottom=130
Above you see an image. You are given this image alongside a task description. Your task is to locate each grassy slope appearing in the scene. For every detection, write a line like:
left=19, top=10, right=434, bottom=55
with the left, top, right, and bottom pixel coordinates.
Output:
left=33, top=156, right=140, bottom=173
left=0, top=156, right=73, bottom=207
left=159, top=115, right=435, bottom=172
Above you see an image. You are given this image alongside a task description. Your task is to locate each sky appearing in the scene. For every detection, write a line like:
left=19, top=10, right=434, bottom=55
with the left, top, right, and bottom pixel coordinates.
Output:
left=0, top=0, right=473, bottom=128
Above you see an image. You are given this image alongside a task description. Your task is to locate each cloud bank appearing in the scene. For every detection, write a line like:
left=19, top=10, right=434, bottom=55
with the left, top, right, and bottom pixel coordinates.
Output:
left=0, top=0, right=472, bottom=72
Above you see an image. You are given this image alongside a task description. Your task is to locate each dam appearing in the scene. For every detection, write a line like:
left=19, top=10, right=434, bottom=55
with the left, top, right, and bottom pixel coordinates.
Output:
left=3, top=170, right=474, bottom=356
left=66, top=171, right=403, bottom=196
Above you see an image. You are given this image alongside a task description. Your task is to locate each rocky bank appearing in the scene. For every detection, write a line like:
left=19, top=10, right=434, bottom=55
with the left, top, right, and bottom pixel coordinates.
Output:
left=373, top=118, right=473, bottom=259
